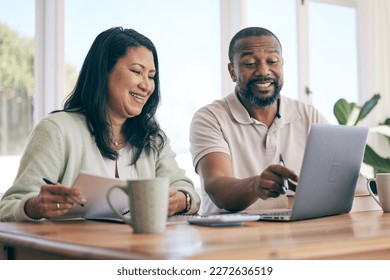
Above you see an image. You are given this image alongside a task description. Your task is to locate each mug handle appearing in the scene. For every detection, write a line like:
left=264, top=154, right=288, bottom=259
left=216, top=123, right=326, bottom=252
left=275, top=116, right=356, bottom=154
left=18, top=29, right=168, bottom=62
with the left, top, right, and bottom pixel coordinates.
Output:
left=106, top=185, right=132, bottom=225
left=366, top=178, right=381, bottom=207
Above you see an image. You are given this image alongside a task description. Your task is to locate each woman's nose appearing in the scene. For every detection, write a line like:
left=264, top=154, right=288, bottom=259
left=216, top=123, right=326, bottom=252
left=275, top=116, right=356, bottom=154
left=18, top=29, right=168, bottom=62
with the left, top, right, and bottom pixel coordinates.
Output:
left=139, top=77, right=153, bottom=92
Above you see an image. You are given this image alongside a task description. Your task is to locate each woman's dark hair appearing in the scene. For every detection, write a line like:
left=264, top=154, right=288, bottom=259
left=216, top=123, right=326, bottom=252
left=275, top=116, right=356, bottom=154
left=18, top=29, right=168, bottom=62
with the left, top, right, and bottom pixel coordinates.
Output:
left=61, top=27, right=163, bottom=163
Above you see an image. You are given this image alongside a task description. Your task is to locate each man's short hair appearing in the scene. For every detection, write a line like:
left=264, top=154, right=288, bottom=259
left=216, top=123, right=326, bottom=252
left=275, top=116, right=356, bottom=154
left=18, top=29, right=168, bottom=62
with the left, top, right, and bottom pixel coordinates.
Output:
left=228, top=27, right=282, bottom=63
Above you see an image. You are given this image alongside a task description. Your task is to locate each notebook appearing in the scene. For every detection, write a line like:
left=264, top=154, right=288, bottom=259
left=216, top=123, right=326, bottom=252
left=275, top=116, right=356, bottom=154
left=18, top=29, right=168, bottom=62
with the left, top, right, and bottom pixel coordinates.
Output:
left=255, top=124, right=368, bottom=221
left=50, top=171, right=128, bottom=221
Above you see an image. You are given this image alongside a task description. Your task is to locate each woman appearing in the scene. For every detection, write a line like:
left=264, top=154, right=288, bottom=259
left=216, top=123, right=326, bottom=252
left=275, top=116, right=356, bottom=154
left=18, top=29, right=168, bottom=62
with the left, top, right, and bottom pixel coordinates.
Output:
left=0, top=27, right=200, bottom=222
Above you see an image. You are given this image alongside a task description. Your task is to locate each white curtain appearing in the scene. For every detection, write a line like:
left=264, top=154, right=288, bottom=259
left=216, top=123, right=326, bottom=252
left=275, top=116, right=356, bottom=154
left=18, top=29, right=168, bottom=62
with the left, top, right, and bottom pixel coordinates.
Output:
left=357, top=0, right=390, bottom=156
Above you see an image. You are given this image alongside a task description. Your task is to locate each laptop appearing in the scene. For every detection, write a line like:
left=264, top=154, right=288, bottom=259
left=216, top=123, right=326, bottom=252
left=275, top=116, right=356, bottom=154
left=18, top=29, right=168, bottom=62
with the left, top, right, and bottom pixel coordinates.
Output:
left=255, top=123, right=368, bottom=221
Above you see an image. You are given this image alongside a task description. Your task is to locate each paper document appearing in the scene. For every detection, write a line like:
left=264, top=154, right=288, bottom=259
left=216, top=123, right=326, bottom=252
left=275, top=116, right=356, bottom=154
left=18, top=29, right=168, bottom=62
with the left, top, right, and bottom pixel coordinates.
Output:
left=51, top=170, right=128, bottom=221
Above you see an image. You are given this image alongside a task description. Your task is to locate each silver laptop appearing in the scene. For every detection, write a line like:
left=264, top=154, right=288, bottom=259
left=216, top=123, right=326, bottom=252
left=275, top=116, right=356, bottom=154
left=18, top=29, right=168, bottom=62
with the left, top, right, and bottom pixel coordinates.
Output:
left=256, top=124, right=368, bottom=221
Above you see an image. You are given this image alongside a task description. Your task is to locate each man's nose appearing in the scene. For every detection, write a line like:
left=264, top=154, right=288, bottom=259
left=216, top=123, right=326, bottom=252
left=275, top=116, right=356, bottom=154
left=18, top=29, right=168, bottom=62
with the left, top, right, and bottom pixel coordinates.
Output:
left=255, top=63, right=270, bottom=77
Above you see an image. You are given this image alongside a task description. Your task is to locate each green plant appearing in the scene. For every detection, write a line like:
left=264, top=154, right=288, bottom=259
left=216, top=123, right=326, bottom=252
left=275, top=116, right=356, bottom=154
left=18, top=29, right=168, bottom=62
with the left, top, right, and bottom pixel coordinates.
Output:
left=333, top=93, right=390, bottom=175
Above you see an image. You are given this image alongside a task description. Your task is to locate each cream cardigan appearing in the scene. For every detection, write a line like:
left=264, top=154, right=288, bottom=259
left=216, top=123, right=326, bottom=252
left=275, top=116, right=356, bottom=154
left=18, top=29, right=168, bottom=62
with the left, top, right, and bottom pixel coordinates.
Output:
left=0, top=112, right=200, bottom=221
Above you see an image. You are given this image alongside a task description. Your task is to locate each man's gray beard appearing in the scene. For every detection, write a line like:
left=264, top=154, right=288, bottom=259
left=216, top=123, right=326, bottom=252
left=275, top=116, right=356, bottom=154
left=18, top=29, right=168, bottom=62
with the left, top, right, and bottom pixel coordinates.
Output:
left=238, top=86, right=280, bottom=108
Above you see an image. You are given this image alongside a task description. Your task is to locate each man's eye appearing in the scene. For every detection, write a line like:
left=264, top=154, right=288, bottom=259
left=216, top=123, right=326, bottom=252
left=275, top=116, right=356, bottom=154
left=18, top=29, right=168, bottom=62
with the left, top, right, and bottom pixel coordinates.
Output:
left=244, top=62, right=256, bottom=67
left=269, top=60, right=278, bottom=64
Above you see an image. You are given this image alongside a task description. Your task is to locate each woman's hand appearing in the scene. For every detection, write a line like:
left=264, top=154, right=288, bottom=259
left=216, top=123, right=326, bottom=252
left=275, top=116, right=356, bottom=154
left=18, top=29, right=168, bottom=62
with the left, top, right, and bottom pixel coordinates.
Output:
left=25, top=182, right=85, bottom=219
left=168, top=187, right=186, bottom=216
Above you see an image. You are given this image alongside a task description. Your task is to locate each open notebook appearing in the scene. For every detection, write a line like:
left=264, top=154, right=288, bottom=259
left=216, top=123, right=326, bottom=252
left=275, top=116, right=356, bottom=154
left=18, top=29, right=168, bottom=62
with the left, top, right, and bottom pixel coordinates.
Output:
left=254, top=124, right=368, bottom=221
left=50, top=171, right=128, bottom=221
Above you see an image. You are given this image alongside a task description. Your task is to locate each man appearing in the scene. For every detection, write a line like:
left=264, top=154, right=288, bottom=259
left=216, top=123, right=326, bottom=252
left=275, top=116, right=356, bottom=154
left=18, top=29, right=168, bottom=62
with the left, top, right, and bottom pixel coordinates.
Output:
left=190, top=27, right=328, bottom=214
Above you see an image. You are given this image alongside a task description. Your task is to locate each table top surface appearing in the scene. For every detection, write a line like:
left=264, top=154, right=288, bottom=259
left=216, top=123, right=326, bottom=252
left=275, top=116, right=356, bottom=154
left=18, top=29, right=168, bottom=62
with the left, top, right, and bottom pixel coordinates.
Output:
left=1, top=209, right=390, bottom=260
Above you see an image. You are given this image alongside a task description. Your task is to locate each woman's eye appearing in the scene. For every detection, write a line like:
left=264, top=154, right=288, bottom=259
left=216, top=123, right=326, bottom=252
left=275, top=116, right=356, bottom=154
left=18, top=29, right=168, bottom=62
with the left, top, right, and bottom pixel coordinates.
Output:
left=131, top=70, right=141, bottom=75
left=148, top=76, right=155, bottom=80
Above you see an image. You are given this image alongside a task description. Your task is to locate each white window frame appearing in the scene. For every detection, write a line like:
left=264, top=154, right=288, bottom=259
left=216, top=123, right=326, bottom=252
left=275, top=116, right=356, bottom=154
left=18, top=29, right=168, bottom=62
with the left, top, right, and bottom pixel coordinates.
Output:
left=34, top=0, right=65, bottom=126
left=297, top=0, right=357, bottom=103
left=220, top=0, right=246, bottom=97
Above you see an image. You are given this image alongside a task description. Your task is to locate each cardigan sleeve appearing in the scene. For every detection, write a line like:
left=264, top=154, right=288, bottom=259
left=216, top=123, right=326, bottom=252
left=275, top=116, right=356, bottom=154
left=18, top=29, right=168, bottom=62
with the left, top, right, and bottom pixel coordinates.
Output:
left=155, top=134, right=201, bottom=215
left=0, top=117, right=66, bottom=222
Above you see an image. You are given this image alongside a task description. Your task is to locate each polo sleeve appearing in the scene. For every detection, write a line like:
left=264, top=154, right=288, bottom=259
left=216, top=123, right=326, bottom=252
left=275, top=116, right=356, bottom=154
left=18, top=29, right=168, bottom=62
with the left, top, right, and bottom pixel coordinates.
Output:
left=189, top=106, right=231, bottom=171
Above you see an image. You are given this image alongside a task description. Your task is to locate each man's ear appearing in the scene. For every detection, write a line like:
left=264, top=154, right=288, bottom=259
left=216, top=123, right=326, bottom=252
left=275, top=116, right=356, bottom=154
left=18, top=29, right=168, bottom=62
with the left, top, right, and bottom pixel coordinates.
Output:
left=228, top=63, right=237, bottom=82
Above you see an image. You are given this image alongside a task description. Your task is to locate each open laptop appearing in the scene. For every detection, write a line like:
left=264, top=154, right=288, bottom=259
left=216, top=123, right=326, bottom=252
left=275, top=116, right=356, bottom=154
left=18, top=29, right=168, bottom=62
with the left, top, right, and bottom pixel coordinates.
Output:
left=254, top=123, right=368, bottom=221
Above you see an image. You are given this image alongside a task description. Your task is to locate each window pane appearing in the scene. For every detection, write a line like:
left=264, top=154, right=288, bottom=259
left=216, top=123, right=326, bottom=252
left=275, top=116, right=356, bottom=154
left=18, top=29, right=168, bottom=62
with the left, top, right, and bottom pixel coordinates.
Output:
left=245, top=0, right=298, bottom=100
left=0, top=0, right=35, bottom=192
left=308, top=2, right=358, bottom=123
left=65, top=0, right=221, bottom=187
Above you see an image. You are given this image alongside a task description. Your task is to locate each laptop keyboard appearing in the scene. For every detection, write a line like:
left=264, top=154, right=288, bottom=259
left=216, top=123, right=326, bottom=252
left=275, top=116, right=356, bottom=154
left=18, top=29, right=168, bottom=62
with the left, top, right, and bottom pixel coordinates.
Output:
left=257, top=210, right=293, bottom=220
left=265, top=210, right=292, bottom=216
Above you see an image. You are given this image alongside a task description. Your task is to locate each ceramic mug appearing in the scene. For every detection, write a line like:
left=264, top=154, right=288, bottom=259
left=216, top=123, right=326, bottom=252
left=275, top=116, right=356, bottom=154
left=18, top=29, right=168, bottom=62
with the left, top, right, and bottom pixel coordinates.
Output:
left=366, top=173, right=390, bottom=212
left=106, top=177, right=169, bottom=233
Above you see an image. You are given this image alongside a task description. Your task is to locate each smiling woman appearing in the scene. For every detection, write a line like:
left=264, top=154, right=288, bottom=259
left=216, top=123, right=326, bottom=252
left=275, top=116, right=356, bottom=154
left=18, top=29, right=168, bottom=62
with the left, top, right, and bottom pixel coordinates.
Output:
left=0, top=27, right=201, bottom=222
left=0, top=0, right=221, bottom=195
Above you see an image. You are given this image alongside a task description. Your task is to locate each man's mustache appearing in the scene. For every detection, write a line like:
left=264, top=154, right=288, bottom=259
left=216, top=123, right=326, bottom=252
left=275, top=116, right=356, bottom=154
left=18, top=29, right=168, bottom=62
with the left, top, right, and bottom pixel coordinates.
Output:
left=248, top=77, right=278, bottom=86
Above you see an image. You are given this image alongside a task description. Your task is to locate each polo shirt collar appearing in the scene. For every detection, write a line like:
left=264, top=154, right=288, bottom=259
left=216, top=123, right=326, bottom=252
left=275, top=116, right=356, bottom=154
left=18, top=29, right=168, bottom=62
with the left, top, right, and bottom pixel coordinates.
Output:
left=277, top=95, right=301, bottom=125
left=226, top=92, right=301, bottom=125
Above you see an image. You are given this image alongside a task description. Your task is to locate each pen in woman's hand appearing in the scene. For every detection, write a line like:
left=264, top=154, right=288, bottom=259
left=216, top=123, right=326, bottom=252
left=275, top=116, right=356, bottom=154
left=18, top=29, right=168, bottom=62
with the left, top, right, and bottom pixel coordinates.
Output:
left=42, top=178, right=85, bottom=207
left=279, top=154, right=289, bottom=193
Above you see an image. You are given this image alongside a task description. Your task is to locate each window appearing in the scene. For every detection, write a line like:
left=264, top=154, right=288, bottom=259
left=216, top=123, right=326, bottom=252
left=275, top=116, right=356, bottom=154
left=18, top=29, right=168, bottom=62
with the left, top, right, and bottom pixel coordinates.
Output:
left=245, top=0, right=299, bottom=100
left=0, top=0, right=35, bottom=191
left=307, top=1, right=358, bottom=123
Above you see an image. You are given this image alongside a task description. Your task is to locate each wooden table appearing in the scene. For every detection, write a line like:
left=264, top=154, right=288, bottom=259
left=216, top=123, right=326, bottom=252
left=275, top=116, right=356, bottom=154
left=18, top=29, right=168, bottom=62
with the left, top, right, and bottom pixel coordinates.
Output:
left=1, top=208, right=390, bottom=260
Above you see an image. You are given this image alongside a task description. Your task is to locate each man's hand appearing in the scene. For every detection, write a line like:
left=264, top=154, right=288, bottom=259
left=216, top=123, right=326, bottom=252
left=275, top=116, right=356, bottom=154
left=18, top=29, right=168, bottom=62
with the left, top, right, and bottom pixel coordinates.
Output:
left=255, top=164, right=298, bottom=199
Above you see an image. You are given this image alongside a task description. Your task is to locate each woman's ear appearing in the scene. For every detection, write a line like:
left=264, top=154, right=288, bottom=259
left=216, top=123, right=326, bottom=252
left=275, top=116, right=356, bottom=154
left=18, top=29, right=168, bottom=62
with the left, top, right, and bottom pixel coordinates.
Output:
left=228, top=63, right=237, bottom=82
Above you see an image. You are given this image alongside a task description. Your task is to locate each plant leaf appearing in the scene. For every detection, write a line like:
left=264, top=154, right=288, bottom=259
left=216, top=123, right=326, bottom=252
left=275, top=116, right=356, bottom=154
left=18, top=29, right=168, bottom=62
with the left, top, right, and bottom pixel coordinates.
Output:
left=370, top=118, right=390, bottom=145
left=363, top=144, right=390, bottom=173
left=381, top=118, right=390, bottom=126
left=333, top=99, right=356, bottom=125
left=354, top=93, right=381, bottom=125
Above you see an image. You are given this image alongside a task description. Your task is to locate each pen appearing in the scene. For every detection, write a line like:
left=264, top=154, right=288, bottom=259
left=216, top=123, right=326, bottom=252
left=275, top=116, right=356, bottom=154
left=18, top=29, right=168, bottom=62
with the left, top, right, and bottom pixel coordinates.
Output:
left=279, top=154, right=289, bottom=192
left=42, top=178, right=85, bottom=207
